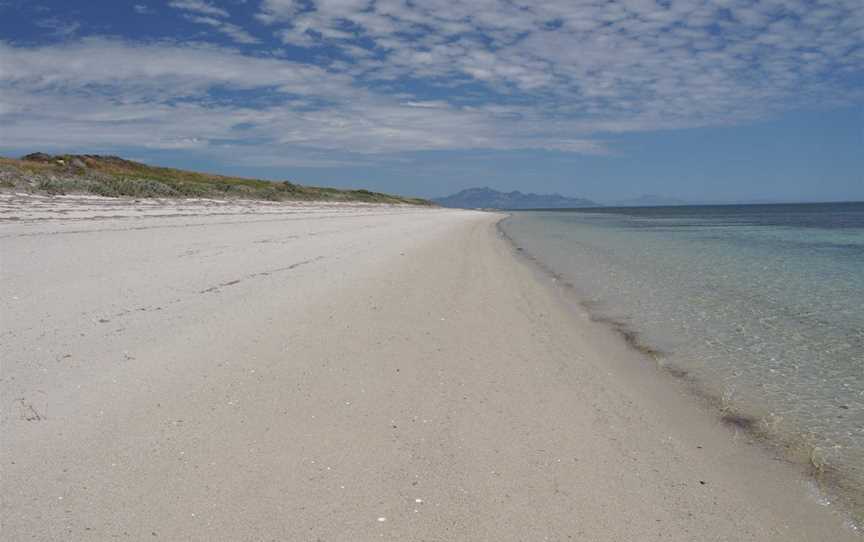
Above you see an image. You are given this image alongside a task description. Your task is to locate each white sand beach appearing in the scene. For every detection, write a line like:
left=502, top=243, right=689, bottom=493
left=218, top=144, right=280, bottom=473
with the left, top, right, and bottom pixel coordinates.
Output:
left=0, top=196, right=857, bottom=540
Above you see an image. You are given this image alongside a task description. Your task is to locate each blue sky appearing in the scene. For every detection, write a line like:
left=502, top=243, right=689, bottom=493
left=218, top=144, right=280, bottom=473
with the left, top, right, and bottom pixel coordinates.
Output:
left=0, top=0, right=862, bottom=202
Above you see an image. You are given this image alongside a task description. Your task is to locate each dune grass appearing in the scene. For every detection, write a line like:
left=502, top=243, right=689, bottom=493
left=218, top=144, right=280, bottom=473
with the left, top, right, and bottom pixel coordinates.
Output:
left=0, top=153, right=431, bottom=205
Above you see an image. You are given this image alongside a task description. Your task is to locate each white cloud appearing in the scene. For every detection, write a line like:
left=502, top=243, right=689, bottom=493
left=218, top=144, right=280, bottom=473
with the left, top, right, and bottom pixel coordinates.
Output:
left=1, top=0, right=863, bottom=165
left=256, top=0, right=864, bottom=121
left=0, top=39, right=611, bottom=161
left=34, top=17, right=81, bottom=38
left=133, top=5, right=154, bottom=15
left=169, top=0, right=229, bottom=18
left=184, top=15, right=260, bottom=44
left=0, top=39, right=348, bottom=98
left=168, top=1, right=259, bottom=44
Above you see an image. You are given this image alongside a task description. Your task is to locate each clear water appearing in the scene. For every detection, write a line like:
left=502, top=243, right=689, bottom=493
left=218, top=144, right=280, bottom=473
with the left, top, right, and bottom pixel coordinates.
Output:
left=501, top=203, right=864, bottom=513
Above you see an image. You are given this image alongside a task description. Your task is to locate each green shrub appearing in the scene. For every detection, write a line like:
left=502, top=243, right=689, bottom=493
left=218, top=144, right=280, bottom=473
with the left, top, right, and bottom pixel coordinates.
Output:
left=169, top=181, right=209, bottom=197
left=90, top=177, right=179, bottom=198
left=256, top=187, right=282, bottom=201
left=37, top=178, right=67, bottom=195
left=278, top=181, right=299, bottom=192
left=36, top=177, right=95, bottom=195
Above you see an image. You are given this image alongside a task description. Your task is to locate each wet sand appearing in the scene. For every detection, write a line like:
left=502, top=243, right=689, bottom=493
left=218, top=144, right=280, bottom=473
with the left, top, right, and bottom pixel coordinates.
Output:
left=0, top=196, right=857, bottom=540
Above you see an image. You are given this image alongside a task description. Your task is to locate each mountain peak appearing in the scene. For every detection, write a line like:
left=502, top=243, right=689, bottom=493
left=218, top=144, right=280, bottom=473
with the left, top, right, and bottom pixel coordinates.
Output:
left=434, top=187, right=597, bottom=209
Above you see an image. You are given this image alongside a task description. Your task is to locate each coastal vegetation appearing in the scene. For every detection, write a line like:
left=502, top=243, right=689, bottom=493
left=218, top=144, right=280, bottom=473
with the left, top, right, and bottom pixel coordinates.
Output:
left=0, top=153, right=431, bottom=205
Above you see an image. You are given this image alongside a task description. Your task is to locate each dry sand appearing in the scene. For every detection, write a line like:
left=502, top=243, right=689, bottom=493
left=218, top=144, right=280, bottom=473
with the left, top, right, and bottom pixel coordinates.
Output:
left=0, top=196, right=858, bottom=540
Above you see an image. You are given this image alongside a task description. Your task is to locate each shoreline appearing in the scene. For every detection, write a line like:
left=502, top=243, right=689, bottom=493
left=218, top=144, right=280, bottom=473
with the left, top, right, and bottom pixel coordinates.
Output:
left=496, top=213, right=864, bottom=530
left=1, top=202, right=859, bottom=539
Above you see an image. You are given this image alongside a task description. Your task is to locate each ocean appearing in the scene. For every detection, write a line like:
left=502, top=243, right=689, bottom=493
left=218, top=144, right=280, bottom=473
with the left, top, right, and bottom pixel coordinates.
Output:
left=500, top=202, right=864, bottom=517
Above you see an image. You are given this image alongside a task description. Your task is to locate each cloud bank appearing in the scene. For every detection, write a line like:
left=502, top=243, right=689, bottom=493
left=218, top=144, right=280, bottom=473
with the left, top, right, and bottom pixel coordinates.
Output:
left=1, top=0, right=862, bottom=165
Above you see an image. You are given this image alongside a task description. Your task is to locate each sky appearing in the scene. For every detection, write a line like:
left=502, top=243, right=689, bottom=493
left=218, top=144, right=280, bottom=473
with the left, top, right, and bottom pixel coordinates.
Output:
left=0, top=0, right=862, bottom=202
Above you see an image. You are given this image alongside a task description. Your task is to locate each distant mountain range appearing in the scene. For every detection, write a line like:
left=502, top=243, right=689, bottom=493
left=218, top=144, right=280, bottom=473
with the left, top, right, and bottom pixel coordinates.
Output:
left=434, top=187, right=597, bottom=209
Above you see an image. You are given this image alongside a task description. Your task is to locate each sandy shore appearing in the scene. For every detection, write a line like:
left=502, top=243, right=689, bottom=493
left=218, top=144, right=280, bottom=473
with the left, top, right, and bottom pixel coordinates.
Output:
left=1, top=198, right=857, bottom=540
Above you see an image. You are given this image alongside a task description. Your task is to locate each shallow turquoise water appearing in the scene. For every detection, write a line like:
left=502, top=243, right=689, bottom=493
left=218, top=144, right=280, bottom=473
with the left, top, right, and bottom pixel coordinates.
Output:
left=501, top=203, right=864, bottom=511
